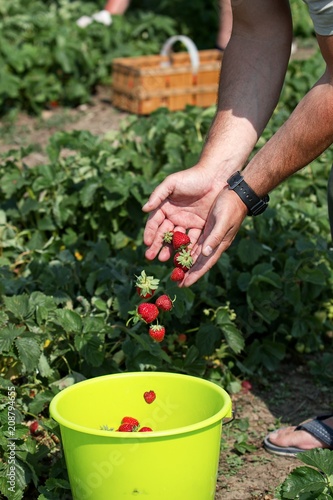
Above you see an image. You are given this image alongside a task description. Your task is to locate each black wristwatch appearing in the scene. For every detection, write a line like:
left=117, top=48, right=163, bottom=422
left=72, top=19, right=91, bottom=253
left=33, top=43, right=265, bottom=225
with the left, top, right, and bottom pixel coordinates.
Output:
left=227, top=171, right=269, bottom=216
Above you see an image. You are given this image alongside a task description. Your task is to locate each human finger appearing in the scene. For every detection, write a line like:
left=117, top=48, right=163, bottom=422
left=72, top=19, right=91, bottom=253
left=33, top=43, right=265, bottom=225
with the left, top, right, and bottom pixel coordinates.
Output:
left=143, top=207, right=167, bottom=247
left=142, top=176, right=176, bottom=213
left=201, top=190, right=247, bottom=257
left=180, top=246, right=222, bottom=287
left=144, top=215, right=173, bottom=261
left=156, top=225, right=186, bottom=261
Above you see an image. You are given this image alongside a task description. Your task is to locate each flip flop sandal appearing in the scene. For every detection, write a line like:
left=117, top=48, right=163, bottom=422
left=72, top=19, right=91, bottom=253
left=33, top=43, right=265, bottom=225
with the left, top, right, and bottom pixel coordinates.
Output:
left=263, top=414, right=333, bottom=457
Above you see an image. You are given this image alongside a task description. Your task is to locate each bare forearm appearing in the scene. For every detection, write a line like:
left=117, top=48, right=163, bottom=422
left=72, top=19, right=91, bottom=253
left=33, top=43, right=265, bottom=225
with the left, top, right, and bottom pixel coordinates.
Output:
left=199, top=0, right=292, bottom=179
left=242, top=34, right=333, bottom=195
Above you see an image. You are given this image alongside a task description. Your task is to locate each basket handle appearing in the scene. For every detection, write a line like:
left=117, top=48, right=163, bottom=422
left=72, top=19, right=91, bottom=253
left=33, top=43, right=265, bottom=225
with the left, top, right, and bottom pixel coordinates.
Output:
left=160, top=35, right=200, bottom=75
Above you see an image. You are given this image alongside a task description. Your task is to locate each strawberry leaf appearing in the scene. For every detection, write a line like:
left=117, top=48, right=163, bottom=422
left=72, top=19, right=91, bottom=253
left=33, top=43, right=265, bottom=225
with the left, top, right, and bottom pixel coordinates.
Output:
left=278, top=466, right=328, bottom=499
left=222, top=324, right=245, bottom=354
left=297, top=448, right=333, bottom=477
left=0, top=325, right=25, bottom=353
left=15, top=337, right=41, bottom=373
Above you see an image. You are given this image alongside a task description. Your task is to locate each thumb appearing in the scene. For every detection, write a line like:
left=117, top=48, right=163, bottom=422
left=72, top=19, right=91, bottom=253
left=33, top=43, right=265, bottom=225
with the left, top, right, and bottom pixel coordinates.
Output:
left=201, top=192, right=247, bottom=257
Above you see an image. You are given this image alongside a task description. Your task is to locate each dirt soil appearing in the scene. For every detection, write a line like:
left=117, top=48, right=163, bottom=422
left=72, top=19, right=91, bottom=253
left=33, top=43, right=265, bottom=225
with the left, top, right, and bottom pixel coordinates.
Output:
left=216, top=359, right=332, bottom=499
left=1, top=43, right=331, bottom=498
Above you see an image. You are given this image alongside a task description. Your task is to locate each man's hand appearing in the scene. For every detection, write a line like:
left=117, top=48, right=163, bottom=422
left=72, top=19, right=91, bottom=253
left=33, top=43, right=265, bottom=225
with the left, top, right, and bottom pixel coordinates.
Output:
left=142, top=166, right=224, bottom=262
left=143, top=170, right=248, bottom=286
left=179, top=186, right=248, bottom=286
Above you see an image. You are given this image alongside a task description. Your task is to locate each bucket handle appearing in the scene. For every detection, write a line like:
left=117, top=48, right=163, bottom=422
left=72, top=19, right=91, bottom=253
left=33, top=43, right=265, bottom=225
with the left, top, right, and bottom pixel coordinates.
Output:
left=160, top=35, right=200, bottom=75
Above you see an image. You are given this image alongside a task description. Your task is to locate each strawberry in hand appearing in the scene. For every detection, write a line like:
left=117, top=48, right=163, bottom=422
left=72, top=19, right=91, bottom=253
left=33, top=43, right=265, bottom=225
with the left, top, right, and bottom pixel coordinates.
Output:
left=172, top=231, right=191, bottom=250
left=173, top=248, right=193, bottom=272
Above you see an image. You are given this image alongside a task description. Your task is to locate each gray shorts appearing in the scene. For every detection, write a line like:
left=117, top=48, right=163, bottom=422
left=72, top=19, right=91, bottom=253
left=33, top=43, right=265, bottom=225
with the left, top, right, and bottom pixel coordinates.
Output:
left=303, top=0, right=333, bottom=35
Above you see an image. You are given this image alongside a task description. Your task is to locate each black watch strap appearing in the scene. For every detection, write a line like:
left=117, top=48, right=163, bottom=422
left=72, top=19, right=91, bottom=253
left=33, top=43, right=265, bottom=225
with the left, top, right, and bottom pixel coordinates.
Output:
left=227, top=171, right=269, bottom=216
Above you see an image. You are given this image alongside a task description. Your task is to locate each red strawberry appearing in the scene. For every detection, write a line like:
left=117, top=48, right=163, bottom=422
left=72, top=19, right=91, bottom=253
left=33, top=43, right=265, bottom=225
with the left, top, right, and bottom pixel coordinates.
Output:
left=170, top=268, right=185, bottom=282
left=162, top=231, right=173, bottom=244
left=143, top=390, right=156, bottom=404
left=148, top=325, right=165, bottom=342
left=137, top=303, right=159, bottom=323
left=241, top=380, right=252, bottom=392
left=177, top=333, right=187, bottom=343
left=139, top=427, right=153, bottom=432
left=155, top=294, right=174, bottom=311
left=135, top=270, right=160, bottom=299
left=29, top=421, right=39, bottom=434
left=172, top=231, right=191, bottom=250
left=136, top=288, right=154, bottom=299
left=117, top=422, right=136, bottom=432
left=121, top=416, right=139, bottom=428
left=173, top=248, right=193, bottom=272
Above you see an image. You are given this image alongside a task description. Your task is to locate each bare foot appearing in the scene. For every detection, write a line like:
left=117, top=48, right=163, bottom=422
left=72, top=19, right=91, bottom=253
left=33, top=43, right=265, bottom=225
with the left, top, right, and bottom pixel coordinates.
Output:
left=268, top=416, right=333, bottom=450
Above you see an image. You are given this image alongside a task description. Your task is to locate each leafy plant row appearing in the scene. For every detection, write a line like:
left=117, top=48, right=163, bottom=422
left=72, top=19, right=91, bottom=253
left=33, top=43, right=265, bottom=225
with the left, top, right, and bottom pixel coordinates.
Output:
left=0, top=0, right=178, bottom=116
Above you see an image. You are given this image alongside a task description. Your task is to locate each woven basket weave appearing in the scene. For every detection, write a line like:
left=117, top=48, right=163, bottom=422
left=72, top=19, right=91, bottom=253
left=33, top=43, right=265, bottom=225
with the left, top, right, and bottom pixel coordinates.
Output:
left=111, top=36, right=222, bottom=115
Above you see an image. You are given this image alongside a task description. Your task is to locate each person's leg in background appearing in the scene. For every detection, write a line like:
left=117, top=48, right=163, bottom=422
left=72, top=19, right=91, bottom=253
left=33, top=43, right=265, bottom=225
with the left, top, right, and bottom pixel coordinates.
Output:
left=104, top=0, right=130, bottom=15
left=77, top=0, right=129, bottom=27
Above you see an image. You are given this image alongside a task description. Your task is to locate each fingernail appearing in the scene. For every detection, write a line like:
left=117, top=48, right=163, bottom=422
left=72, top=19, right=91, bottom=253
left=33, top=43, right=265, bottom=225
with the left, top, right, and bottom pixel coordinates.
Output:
left=204, top=245, right=212, bottom=256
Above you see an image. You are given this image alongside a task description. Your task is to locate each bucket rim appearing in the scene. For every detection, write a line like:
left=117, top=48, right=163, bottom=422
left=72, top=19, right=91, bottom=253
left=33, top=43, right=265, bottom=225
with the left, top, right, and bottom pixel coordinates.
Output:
left=49, top=371, right=232, bottom=439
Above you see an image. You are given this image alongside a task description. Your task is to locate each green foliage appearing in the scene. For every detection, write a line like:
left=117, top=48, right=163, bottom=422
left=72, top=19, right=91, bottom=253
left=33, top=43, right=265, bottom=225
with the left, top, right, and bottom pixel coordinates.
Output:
left=0, top=0, right=178, bottom=115
left=276, top=449, right=333, bottom=499
left=290, top=0, right=315, bottom=37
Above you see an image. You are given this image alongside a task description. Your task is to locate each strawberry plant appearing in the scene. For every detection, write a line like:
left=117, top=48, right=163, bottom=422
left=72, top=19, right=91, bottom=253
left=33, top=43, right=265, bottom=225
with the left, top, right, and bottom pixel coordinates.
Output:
left=276, top=449, right=333, bottom=499
left=0, top=0, right=178, bottom=115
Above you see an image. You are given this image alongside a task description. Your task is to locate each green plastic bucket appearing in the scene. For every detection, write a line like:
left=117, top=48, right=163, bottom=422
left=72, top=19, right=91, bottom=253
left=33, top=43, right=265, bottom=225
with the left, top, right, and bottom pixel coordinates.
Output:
left=49, top=371, right=232, bottom=500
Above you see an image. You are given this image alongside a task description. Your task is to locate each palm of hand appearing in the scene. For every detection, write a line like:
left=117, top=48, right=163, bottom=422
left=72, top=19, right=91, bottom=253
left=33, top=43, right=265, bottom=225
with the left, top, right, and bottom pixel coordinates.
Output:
left=143, top=169, right=222, bottom=260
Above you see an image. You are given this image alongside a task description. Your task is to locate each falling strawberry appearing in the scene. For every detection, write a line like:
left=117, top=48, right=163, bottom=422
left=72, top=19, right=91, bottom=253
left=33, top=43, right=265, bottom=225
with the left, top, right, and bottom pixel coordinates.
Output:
left=135, top=270, right=160, bottom=299
left=162, top=231, right=173, bottom=244
left=172, top=231, right=191, bottom=250
left=155, top=294, right=174, bottom=312
left=148, top=325, right=166, bottom=342
left=137, top=303, right=159, bottom=323
left=121, top=416, right=139, bottom=429
left=170, top=268, right=185, bottom=282
left=173, top=248, right=193, bottom=272
left=143, top=390, right=156, bottom=404
left=139, top=427, right=153, bottom=432
left=117, top=422, right=136, bottom=432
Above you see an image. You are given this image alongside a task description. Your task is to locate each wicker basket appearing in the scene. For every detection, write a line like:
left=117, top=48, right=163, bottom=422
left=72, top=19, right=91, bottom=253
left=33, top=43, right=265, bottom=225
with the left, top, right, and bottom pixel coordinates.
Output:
left=111, top=35, right=222, bottom=115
